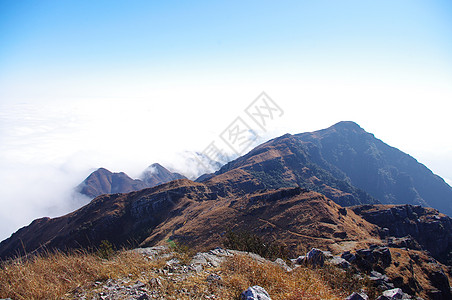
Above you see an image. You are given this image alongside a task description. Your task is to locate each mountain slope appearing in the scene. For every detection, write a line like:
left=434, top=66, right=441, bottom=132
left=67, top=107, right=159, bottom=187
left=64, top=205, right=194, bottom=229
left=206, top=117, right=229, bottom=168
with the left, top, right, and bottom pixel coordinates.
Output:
left=208, top=133, right=377, bottom=206
left=295, top=121, right=452, bottom=215
left=0, top=178, right=381, bottom=260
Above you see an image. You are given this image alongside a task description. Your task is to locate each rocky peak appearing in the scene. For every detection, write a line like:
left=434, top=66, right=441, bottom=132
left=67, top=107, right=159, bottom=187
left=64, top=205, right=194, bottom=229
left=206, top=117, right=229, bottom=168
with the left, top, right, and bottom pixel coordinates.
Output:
left=140, top=163, right=186, bottom=186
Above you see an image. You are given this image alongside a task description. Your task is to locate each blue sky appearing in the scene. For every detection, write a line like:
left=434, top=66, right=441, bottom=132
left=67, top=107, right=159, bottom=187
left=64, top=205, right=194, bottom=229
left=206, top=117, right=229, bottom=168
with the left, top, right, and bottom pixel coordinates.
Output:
left=0, top=0, right=451, bottom=241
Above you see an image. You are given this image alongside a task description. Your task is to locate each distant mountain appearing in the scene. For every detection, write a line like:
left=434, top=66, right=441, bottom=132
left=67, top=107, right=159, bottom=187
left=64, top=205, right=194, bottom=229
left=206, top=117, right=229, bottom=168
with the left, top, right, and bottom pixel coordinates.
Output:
left=141, top=163, right=186, bottom=187
left=76, top=168, right=147, bottom=198
left=295, top=121, right=452, bottom=216
left=77, top=164, right=187, bottom=199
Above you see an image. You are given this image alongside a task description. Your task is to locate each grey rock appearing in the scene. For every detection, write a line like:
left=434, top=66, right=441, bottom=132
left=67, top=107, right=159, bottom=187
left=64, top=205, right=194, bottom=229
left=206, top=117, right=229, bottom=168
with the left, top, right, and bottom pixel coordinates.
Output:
left=274, top=258, right=292, bottom=271
left=329, top=256, right=350, bottom=269
left=342, top=251, right=356, bottom=262
left=346, top=292, right=369, bottom=300
left=188, top=263, right=203, bottom=272
left=379, top=288, right=411, bottom=299
left=190, top=248, right=233, bottom=268
left=131, top=245, right=168, bottom=258
left=322, top=250, right=334, bottom=259
left=294, top=255, right=306, bottom=265
left=241, top=285, right=271, bottom=300
left=306, top=248, right=325, bottom=267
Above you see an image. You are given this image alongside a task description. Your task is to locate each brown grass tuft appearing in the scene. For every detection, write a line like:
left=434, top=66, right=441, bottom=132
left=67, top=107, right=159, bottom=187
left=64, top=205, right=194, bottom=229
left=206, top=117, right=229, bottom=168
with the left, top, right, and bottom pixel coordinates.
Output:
left=0, top=250, right=160, bottom=299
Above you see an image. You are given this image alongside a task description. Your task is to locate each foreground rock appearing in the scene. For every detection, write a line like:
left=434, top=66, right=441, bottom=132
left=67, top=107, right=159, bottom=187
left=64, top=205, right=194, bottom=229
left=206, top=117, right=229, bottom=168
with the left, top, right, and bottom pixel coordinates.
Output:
left=346, top=292, right=369, bottom=300
left=241, top=286, right=271, bottom=300
left=376, top=288, right=412, bottom=299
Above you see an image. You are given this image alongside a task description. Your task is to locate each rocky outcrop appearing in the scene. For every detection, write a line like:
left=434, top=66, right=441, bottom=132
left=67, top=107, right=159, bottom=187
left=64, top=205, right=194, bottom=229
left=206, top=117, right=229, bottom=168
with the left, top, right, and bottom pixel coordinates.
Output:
left=339, top=245, right=451, bottom=300
left=352, top=204, right=452, bottom=261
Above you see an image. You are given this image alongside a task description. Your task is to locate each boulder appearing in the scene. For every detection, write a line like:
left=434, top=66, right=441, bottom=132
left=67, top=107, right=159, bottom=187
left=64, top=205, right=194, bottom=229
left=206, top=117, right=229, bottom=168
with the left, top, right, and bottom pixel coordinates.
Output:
left=329, top=256, right=350, bottom=269
left=341, top=251, right=356, bottom=262
left=306, top=248, right=325, bottom=267
left=346, top=292, right=369, bottom=300
left=369, top=270, right=394, bottom=290
left=241, top=286, right=271, bottom=300
left=294, top=255, right=306, bottom=265
left=377, top=288, right=411, bottom=299
left=273, top=258, right=292, bottom=271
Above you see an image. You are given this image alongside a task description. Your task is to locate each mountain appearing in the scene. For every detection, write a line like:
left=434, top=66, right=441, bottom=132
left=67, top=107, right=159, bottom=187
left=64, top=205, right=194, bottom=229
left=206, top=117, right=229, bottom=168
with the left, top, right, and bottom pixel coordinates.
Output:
left=206, top=133, right=378, bottom=206
left=295, top=121, right=452, bottom=216
left=76, top=168, right=147, bottom=198
left=77, top=164, right=186, bottom=199
left=204, top=121, right=452, bottom=215
left=140, top=163, right=186, bottom=186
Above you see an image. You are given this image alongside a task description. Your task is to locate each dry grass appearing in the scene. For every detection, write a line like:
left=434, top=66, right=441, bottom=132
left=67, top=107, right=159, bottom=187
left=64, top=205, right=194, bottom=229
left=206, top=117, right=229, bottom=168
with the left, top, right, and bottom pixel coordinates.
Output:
left=220, top=255, right=344, bottom=299
left=0, top=250, right=163, bottom=300
left=0, top=249, right=370, bottom=300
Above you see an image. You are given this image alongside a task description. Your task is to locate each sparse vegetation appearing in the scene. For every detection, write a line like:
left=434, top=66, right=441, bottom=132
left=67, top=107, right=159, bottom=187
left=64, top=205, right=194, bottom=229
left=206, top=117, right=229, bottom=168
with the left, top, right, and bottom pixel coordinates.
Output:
left=223, top=230, right=292, bottom=260
left=96, top=239, right=115, bottom=259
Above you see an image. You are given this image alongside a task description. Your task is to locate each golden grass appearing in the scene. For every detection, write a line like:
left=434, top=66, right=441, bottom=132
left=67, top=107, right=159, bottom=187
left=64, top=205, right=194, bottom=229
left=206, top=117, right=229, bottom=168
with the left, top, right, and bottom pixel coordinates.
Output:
left=0, top=250, right=162, bottom=300
left=220, top=255, right=343, bottom=300
left=0, top=250, right=370, bottom=300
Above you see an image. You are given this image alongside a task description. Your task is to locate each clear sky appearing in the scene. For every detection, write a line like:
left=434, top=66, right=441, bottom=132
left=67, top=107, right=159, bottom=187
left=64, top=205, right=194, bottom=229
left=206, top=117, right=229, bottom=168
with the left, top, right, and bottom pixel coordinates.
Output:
left=0, top=0, right=452, bottom=241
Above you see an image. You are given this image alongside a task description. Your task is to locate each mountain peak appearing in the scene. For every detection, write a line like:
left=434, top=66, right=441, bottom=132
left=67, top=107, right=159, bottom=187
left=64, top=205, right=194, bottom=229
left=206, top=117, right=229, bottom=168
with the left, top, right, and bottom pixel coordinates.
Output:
left=330, top=121, right=364, bottom=131
left=144, top=163, right=166, bottom=174
left=140, top=163, right=186, bottom=186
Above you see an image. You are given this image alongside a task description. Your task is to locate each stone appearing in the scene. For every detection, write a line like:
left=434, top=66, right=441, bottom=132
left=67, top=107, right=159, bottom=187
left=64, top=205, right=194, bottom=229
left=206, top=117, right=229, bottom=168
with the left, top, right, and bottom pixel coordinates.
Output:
left=294, top=255, right=306, bottom=265
left=190, top=248, right=232, bottom=268
left=329, top=256, right=350, bottom=269
left=346, top=292, right=369, bottom=300
left=379, top=288, right=411, bottom=299
left=306, top=248, right=325, bottom=267
left=206, top=274, right=222, bottom=282
left=273, top=258, right=292, bottom=271
left=241, top=286, right=271, bottom=300
left=341, top=251, right=356, bottom=262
